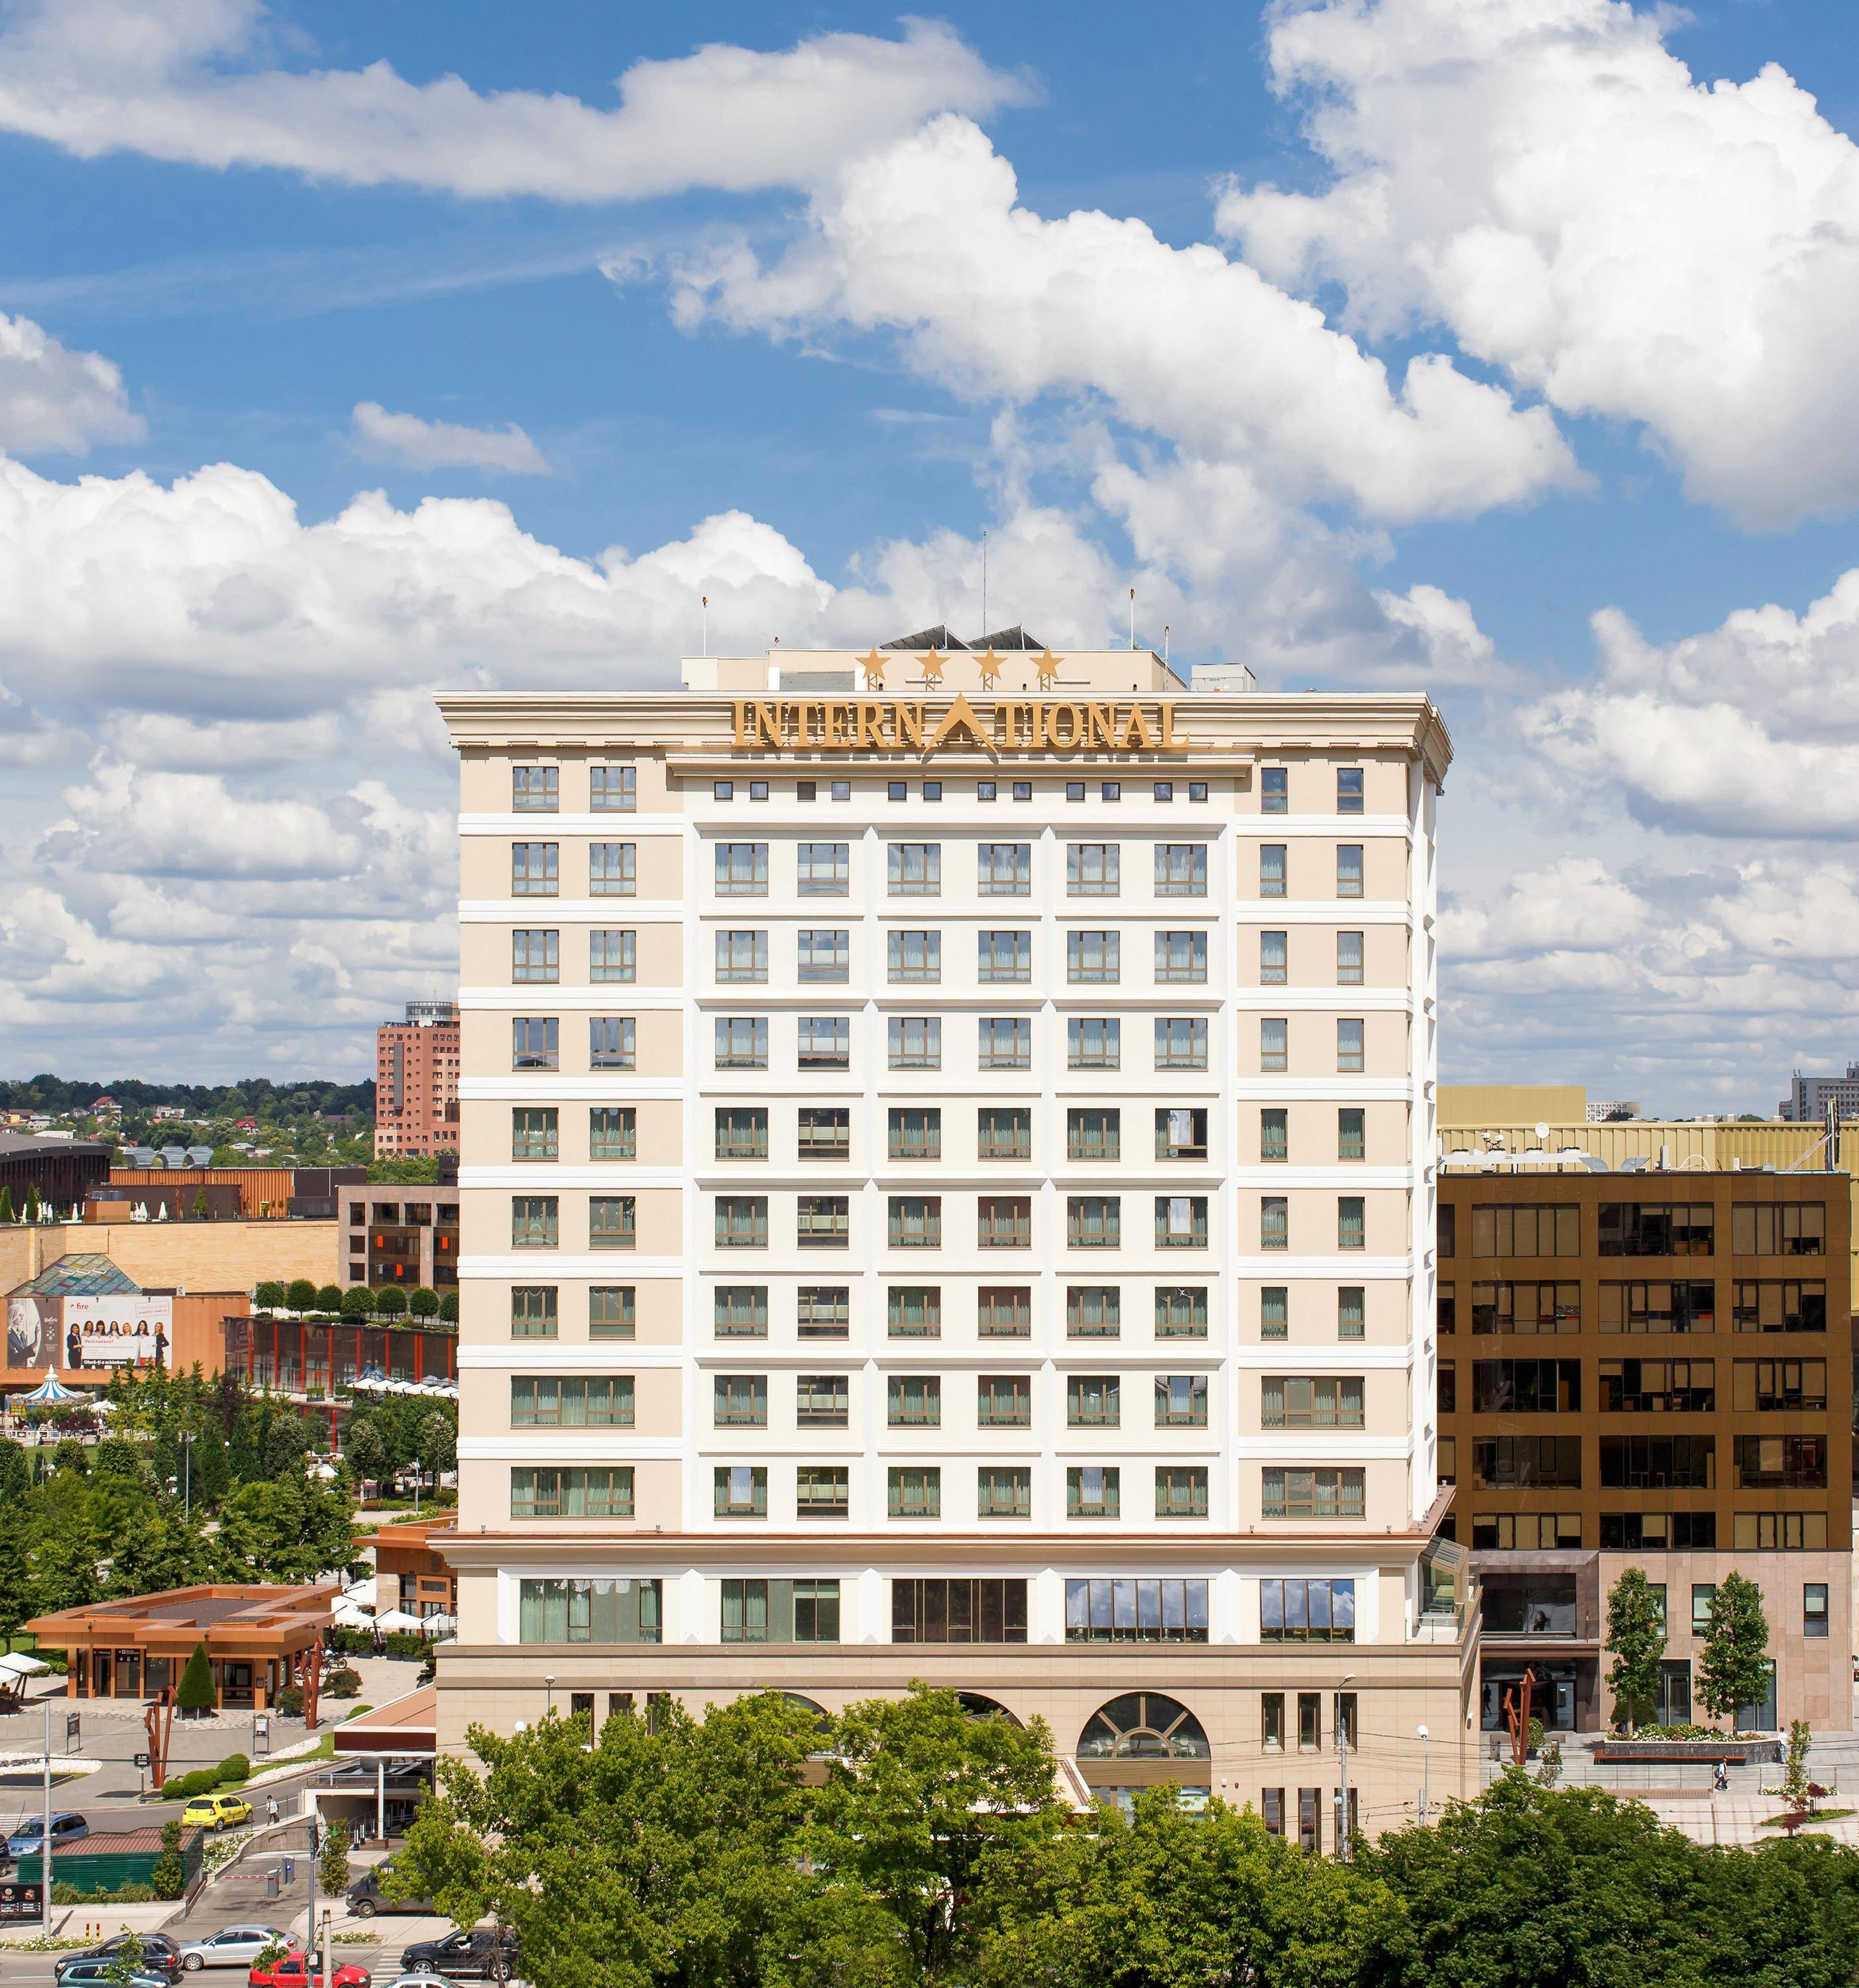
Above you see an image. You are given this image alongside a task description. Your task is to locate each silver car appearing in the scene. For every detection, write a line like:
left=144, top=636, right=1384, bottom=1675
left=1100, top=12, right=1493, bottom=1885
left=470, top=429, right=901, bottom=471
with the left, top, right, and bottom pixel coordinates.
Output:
left=178, top=1928, right=300, bottom=1972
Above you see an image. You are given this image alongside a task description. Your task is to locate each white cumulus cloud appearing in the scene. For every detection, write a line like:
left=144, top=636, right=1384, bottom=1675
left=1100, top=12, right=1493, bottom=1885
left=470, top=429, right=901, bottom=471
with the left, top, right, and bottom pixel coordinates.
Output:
left=0, top=309, right=142, bottom=454
left=351, top=402, right=549, bottom=476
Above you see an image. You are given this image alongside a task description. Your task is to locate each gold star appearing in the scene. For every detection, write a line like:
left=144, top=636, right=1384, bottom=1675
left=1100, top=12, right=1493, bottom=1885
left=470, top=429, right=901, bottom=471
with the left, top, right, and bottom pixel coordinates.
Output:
left=974, top=645, right=1003, bottom=690
left=857, top=647, right=887, bottom=689
left=918, top=648, right=946, bottom=685
left=1035, top=647, right=1064, bottom=689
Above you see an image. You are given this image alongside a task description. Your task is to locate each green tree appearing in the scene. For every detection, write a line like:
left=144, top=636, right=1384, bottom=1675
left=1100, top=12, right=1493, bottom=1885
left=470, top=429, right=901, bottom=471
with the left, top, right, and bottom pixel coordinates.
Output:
left=319, top=1819, right=351, bottom=1897
left=175, top=1641, right=217, bottom=1716
left=1783, top=1719, right=1813, bottom=1814
left=107, top=1506, right=214, bottom=1599
left=341, top=1285, right=374, bottom=1319
left=418, top=1410, right=457, bottom=1476
left=102, top=1932, right=148, bottom=1987
left=256, top=1282, right=286, bottom=1312
left=1605, top=1566, right=1667, bottom=1734
left=30, top=1523, right=99, bottom=1617
left=0, top=1525, right=32, bottom=1648
left=1698, top=1571, right=1771, bottom=1728
left=285, top=1278, right=317, bottom=1312
left=0, top=1438, right=30, bottom=1508
left=190, top=1431, right=231, bottom=1508
left=148, top=1820, right=187, bottom=1900
left=315, top=1285, right=343, bottom=1314
left=343, top=1414, right=389, bottom=1492
left=375, top=1284, right=409, bottom=1319
left=190, top=1188, right=209, bottom=1219
left=92, top=1435, right=147, bottom=1482
left=24, top=1184, right=42, bottom=1223
left=0, top=1186, right=13, bottom=1222
left=52, top=1437, right=88, bottom=1476
left=408, top=1286, right=440, bottom=1319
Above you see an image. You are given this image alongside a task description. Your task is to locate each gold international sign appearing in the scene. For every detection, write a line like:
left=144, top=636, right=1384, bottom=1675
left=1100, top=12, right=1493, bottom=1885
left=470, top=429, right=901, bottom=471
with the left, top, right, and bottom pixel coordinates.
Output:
left=731, top=692, right=1188, bottom=755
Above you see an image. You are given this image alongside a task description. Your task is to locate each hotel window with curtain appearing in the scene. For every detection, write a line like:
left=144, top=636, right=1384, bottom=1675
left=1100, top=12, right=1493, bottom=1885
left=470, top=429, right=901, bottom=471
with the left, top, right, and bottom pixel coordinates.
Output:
left=1260, top=845, right=1287, bottom=897
left=888, top=842, right=941, bottom=895
left=590, top=763, right=634, bottom=810
left=512, top=930, right=558, bottom=983
left=591, top=842, right=636, bottom=895
left=591, top=930, right=635, bottom=983
left=1260, top=930, right=1287, bottom=983
left=798, top=928, right=849, bottom=982
left=511, top=842, right=558, bottom=895
left=797, top=842, right=850, bottom=895
left=513, top=765, right=557, bottom=810
left=888, top=930, right=940, bottom=982
left=1158, top=1196, right=1208, bottom=1248
left=1067, top=843, right=1119, bottom=895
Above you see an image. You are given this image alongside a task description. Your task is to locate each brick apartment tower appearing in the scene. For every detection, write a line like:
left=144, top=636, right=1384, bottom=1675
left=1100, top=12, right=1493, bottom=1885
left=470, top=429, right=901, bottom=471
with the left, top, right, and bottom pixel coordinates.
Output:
left=375, top=1001, right=461, bottom=1158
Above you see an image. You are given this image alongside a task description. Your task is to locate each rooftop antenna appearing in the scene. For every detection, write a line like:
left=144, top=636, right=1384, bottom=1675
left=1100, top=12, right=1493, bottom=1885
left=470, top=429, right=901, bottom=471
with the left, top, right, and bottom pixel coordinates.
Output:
left=702, top=594, right=708, bottom=657
left=1163, top=623, right=1170, bottom=664
left=1128, top=586, right=1136, bottom=650
left=981, top=528, right=988, bottom=639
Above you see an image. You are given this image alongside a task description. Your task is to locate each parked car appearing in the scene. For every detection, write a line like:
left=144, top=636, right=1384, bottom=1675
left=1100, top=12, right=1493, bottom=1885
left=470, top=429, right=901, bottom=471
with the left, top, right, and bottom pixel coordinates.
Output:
left=398, top=1930, right=518, bottom=1980
left=249, top=1955, right=370, bottom=1988
left=48, top=1965, right=168, bottom=1988
left=182, top=1791, right=254, bottom=1831
left=178, top=1928, right=300, bottom=1972
left=347, top=1859, right=433, bottom=1918
left=59, top=1935, right=182, bottom=1983
left=5, top=1811, right=88, bottom=1861
left=376, top=1978, right=459, bottom=1988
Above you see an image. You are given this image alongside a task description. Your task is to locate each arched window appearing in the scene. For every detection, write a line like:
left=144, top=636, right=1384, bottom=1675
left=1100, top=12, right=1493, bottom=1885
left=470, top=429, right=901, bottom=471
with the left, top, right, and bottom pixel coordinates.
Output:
left=780, top=1691, right=834, bottom=1750
left=956, top=1691, right=1022, bottom=1726
left=1077, top=1692, right=1209, bottom=1760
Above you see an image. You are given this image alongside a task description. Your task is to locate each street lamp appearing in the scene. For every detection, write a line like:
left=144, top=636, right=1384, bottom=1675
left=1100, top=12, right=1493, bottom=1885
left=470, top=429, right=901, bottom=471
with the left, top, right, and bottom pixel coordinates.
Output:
left=543, top=1675, right=554, bottom=1720
left=1334, top=1673, right=1356, bottom=1861
left=1417, top=1724, right=1430, bottom=1825
left=180, top=1431, right=195, bottom=1522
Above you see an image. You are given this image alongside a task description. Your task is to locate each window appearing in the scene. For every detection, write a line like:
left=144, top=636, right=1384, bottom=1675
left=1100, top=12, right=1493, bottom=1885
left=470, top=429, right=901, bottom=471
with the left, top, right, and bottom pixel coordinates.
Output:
left=1260, top=765, right=1289, bottom=813
left=1067, top=1286, right=1120, bottom=1337
left=714, top=1465, right=767, bottom=1518
left=978, top=843, right=1032, bottom=894
left=512, top=1107, right=558, bottom=1161
left=888, top=781, right=907, bottom=802
left=1013, top=781, right=1033, bottom=802
left=979, top=1286, right=1032, bottom=1335
left=715, top=842, right=767, bottom=895
left=511, top=1286, right=557, bottom=1338
left=888, top=1196, right=942, bottom=1248
left=715, top=1197, right=768, bottom=1249
left=889, top=1017, right=942, bottom=1069
left=1599, top=1435, right=1715, bottom=1488
left=1338, top=1288, right=1365, bottom=1339
left=798, top=929, right=850, bottom=981
left=512, top=1468, right=634, bottom=1519
left=512, top=1016, right=559, bottom=1070
left=1262, top=1473, right=1365, bottom=1521
left=589, top=1016, right=633, bottom=1070
left=1439, top=1205, right=1457, bottom=1259
left=714, top=1018, right=767, bottom=1070
left=1068, top=1196, right=1121, bottom=1248
left=830, top=781, right=850, bottom=802
left=1066, top=1578, right=1209, bottom=1641
left=977, top=780, right=997, bottom=802
left=1155, top=1017, right=1207, bottom=1070
left=512, top=1376, right=634, bottom=1427
left=978, top=1374, right=1031, bottom=1426
left=892, top=1578, right=1027, bottom=1643
left=888, top=930, right=940, bottom=981
left=1068, top=843, right=1120, bottom=895
left=511, top=841, right=558, bottom=895
left=513, top=764, right=557, bottom=811
left=795, top=1375, right=849, bottom=1428
left=980, top=1017, right=1031, bottom=1068
left=797, top=842, right=850, bottom=895
left=891, top=1288, right=946, bottom=1336
left=978, top=1107, right=1032, bottom=1160
left=1067, top=1465, right=1120, bottom=1518
left=887, top=842, right=940, bottom=896
left=1471, top=1359, right=1581, bottom=1412
left=1066, top=782, right=1084, bottom=802
left=590, top=1196, right=635, bottom=1249
left=1438, top=1282, right=1457, bottom=1334
left=713, top=780, right=733, bottom=802
left=1155, top=844, right=1207, bottom=895
left=1600, top=1281, right=1715, bottom=1333
left=1805, top=1584, right=1830, bottom=1635
left=579, top=841, right=634, bottom=899
left=1261, top=1197, right=1288, bottom=1250
left=1474, top=1436, right=1582, bottom=1488
left=722, top=1580, right=840, bottom=1643
left=1732, top=1280, right=1827, bottom=1333
left=1154, top=781, right=1174, bottom=802
left=1260, top=930, right=1287, bottom=983
left=798, top=1286, right=850, bottom=1337
left=1731, top=1357, right=1828, bottom=1411
left=1156, top=1107, right=1207, bottom=1160
left=798, top=1196, right=850, bottom=1248
left=512, top=930, right=558, bottom=982
left=1155, top=1374, right=1208, bottom=1427
left=889, top=1467, right=941, bottom=1518
left=1101, top=781, right=1121, bottom=802
left=714, top=1107, right=767, bottom=1161
left=1071, top=1017, right=1122, bottom=1068
left=1260, top=845, right=1287, bottom=896
left=889, top=1107, right=941, bottom=1161
left=1599, top=1358, right=1715, bottom=1412
left=1337, top=1019, right=1365, bottom=1072
left=1338, top=1109, right=1365, bottom=1162
left=1263, top=1377, right=1365, bottom=1428
left=520, top=1577, right=661, bottom=1645
left=1263, top=1694, right=1285, bottom=1751
left=1155, top=1467, right=1209, bottom=1518
left=1734, top=1512, right=1827, bottom=1550
left=1336, top=766, right=1365, bottom=814
left=1260, top=1577, right=1355, bottom=1641
left=980, top=930, right=1033, bottom=981
left=978, top=1467, right=1032, bottom=1518
left=585, top=929, right=636, bottom=984
left=1156, top=1286, right=1208, bottom=1337
left=1472, top=1514, right=1581, bottom=1550
left=714, top=1374, right=767, bottom=1427
left=1734, top=1435, right=1827, bottom=1488
left=1600, top=1514, right=1717, bottom=1550
left=590, top=1107, right=636, bottom=1160
left=1337, top=1197, right=1365, bottom=1250
left=1069, top=1109, right=1120, bottom=1162
left=978, top=1197, right=1033, bottom=1248
left=1067, top=930, right=1120, bottom=982
left=1732, top=1203, right=1827, bottom=1256
left=1336, top=931, right=1364, bottom=985
left=512, top=1196, right=557, bottom=1248
left=924, top=781, right=942, bottom=802
left=1335, top=845, right=1363, bottom=897
left=798, top=1017, right=851, bottom=1070
left=1597, top=1203, right=1714, bottom=1256
left=1471, top=1205, right=1582, bottom=1256
left=887, top=1374, right=941, bottom=1427
left=1261, top=1018, right=1288, bottom=1072
left=591, top=1287, right=634, bottom=1339
left=1157, top=1194, right=1210, bottom=1248
left=591, top=763, right=634, bottom=811
left=715, top=929, right=767, bottom=982
left=1155, top=931, right=1207, bottom=981
left=714, top=1286, right=768, bottom=1337
left=796, top=1466, right=850, bottom=1517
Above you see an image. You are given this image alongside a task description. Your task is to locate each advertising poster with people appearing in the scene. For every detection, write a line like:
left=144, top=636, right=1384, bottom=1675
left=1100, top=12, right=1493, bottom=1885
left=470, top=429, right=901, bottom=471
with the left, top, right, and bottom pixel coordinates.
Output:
left=61, top=1294, right=172, bottom=1370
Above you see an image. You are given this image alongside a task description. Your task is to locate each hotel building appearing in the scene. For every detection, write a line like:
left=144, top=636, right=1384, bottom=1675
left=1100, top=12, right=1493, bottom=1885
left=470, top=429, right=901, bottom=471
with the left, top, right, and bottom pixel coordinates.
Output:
left=436, top=641, right=1469, bottom=1844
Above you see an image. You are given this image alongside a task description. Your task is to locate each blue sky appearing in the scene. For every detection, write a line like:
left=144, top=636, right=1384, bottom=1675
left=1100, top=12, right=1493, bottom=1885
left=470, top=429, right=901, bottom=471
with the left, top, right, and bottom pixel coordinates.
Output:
left=2, top=0, right=1858, bottom=1111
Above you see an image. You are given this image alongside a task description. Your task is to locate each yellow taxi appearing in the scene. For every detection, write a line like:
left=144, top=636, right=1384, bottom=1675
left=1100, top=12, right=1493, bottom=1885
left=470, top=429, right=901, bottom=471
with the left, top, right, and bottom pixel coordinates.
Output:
left=180, top=1791, right=254, bottom=1830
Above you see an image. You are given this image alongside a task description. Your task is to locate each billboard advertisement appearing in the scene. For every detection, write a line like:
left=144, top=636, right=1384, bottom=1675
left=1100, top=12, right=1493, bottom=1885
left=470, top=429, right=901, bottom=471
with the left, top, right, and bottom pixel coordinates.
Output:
left=62, top=1294, right=172, bottom=1370
left=5, top=1296, right=56, bottom=1370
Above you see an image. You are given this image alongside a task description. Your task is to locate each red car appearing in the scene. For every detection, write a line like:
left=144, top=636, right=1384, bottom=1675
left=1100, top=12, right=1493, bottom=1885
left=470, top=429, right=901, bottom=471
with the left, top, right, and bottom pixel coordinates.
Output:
left=249, top=1960, right=370, bottom=1988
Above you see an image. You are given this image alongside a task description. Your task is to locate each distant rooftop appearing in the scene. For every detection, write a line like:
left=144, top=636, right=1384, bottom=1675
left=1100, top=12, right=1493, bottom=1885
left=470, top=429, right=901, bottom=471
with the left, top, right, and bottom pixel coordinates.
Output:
left=11, top=1252, right=141, bottom=1298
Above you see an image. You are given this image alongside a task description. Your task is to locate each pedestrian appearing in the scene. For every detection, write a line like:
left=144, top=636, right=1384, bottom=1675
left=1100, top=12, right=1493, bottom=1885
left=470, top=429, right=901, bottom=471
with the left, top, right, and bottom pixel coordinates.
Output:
left=1713, top=1759, right=1729, bottom=1793
left=266, top=1795, right=279, bottom=1828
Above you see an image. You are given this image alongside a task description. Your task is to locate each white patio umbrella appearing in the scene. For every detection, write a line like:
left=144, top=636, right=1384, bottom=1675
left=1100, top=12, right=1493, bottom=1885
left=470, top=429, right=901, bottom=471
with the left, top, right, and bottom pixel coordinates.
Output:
left=372, top=1608, right=426, bottom=1633
left=0, top=1652, right=50, bottom=1677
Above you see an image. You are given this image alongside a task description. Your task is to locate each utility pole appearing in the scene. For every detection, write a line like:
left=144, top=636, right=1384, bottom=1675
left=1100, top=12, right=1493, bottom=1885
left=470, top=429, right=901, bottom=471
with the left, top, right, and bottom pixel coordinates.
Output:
left=1335, top=1673, right=1355, bottom=1861
left=305, top=1811, right=320, bottom=1966
left=1417, top=1724, right=1430, bottom=1825
left=40, top=1696, right=51, bottom=1937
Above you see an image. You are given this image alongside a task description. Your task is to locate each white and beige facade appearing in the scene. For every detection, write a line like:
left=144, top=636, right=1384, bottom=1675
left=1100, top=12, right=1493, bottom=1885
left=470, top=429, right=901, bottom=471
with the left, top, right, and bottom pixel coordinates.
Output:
left=436, top=643, right=1475, bottom=1844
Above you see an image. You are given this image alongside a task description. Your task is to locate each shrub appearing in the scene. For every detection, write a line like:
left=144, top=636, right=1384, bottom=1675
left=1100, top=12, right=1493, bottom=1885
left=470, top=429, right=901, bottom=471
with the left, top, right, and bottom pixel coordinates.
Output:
left=179, top=1769, right=217, bottom=1799
left=383, top=1632, right=426, bottom=1661
left=216, top=1751, right=250, bottom=1786
left=333, top=1628, right=378, bottom=1657
left=150, top=1820, right=187, bottom=1900
left=286, top=1278, right=319, bottom=1312
left=319, top=1819, right=351, bottom=1897
left=161, top=1777, right=185, bottom=1799
left=323, top=1665, right=363, bottom=1699
left=176, top=1641, right=217, bottom=1716
left=408, top=1286, right=440, bottom=1319
left=438, top=1292, right=457, bottom=1323
left=315, top=1285, right=343, bottom=1314
left=275, top=1684, right=304, bottom=1717
left=340, top=1286, right=374, bottom=1319
left=374, top=1286, right=408, bottom=1319
left=254, top=1282, right=286, bottom=1312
